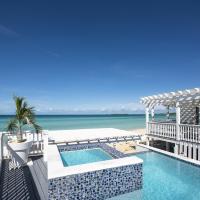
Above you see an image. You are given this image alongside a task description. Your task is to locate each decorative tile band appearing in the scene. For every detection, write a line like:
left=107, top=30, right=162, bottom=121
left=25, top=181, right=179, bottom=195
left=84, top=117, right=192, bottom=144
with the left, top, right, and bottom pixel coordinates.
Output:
left=49, top=163, right=142, bottom=200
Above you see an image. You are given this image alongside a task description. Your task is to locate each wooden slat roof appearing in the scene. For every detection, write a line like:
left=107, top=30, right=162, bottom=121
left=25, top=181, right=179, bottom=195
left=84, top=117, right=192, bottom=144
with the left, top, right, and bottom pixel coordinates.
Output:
left=140, top=88, right=200, bottom=108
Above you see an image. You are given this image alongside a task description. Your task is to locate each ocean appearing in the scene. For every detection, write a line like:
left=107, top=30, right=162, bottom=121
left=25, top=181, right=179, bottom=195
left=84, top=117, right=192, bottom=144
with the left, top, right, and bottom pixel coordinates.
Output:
left=0, top=114, right=167, bottom=131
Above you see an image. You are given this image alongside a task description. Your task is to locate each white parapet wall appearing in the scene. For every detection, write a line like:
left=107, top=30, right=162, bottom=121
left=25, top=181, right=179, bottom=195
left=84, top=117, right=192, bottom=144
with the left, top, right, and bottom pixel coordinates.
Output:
left=48, top=128, right=140, bottom=143
left=48, top=145, right=143, bottom=200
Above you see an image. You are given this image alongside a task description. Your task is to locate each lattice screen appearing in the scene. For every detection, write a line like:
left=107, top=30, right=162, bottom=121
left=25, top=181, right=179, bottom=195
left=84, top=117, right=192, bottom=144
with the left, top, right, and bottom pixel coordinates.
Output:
left=181, top=105, right=200, bottom=124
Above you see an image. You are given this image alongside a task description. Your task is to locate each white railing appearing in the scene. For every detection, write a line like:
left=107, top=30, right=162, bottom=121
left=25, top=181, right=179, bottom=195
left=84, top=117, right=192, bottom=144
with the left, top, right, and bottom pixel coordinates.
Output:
left=148, top=122, right=200, bottom=143
left=5, top=131, right=45, bottom=155
left=1, top=131, right=48, bottom=169
left=30, top=131, right=44, bottom=154
left=180, top=124, right=200, bottom=143
left=148, top=122, right=177, bottom=139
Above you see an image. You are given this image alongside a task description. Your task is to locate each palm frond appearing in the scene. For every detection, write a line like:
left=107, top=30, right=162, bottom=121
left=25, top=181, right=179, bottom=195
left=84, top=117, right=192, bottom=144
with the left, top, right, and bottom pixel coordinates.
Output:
left=6, top=118, right=18, bottom=133
left=32, top=122, right=42, bottom=133
left=6, top=96, right=42, bottom=138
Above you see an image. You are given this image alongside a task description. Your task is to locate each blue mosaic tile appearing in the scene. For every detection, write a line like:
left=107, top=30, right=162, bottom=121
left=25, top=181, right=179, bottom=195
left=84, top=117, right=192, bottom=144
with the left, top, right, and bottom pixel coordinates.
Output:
left=48, top=143, right=143, bottom=200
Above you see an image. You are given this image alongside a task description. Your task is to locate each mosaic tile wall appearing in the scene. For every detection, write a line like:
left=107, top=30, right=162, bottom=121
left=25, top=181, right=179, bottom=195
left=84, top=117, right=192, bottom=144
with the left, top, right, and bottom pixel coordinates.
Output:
left=48, top=143, right=143, bottom=200
left=48, top=163, right=142, bottom=200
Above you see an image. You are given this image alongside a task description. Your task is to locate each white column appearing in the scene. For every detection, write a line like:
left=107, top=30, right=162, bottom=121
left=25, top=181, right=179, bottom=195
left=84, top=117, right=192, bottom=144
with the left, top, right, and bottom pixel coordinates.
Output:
left=146, top=107, right=150, bottom=134
left=174, top=143, right=179, bottom=154
left=176, top=102, right=181, bottom=141
left=179, top=142, right=183, bottom=154
left=193, top=144, right=197, bottom=160
left=146, top=139, right=150, bottom=146
left=184, top=143, right=187, bottom=157
left=166, top=105, right=170, bottom=120
left=188, top=144, right=192, bottom=159
left=151, top=107, right=155, bottom=121
left=198, top=145, right=200, bottom=161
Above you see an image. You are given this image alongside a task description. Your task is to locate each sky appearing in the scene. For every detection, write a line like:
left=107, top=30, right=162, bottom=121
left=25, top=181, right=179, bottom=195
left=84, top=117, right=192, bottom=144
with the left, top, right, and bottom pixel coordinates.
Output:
left=0, top=0, right=200, bottom=114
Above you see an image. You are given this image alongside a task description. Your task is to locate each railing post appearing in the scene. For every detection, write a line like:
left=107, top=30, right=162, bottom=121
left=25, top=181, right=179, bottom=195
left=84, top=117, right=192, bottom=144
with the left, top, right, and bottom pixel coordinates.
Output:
left=2, top=133, right=9, bottom=158
left=43, top=130, right=48, bottom=162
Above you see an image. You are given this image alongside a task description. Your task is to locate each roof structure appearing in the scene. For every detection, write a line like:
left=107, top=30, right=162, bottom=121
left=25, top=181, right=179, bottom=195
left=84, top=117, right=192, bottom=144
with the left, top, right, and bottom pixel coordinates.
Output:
left=140, top=88, right=200, bottom=108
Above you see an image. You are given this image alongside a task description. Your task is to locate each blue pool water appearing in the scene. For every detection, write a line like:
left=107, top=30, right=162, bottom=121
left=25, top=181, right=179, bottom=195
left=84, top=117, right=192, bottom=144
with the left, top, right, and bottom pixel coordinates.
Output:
left=110, top=151, right=200, bottom=200
left=60, top=148, right=113, bottom=166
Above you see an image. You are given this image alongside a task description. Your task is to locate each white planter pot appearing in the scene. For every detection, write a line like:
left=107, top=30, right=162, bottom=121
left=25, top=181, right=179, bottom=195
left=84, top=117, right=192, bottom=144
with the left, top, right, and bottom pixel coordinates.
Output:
left=7, top=140, right=33, bottom=164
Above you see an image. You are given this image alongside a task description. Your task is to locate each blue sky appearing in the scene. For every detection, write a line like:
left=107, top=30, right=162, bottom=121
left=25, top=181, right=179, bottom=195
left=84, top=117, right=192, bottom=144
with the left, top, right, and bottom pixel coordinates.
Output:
left=0, top=0, right=200, bottom=114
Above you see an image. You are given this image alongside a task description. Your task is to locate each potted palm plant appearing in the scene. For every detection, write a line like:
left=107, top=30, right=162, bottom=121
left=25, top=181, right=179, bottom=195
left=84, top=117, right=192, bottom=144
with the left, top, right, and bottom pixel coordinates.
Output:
left=6, top=96, right=42, bottom=164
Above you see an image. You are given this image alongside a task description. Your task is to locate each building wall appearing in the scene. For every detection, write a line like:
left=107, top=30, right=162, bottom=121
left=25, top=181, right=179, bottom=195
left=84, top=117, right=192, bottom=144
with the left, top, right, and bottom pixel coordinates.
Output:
left=48, top=163, right=142, bottom=200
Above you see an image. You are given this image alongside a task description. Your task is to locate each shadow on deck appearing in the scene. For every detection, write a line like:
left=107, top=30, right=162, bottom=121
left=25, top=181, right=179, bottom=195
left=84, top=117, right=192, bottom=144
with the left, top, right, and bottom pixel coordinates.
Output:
left=0, top=159, right=41, bottom=200
left=29, top=156, right=48, bottom=200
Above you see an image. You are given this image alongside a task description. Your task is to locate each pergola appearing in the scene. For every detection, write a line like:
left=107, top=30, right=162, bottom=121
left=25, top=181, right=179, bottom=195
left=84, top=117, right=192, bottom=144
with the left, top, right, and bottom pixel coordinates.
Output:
left=140, top=88, right=200, bottom=158
left=140, top=88, right=200, bottom=108
left=140, top=88, right=200, bottom=125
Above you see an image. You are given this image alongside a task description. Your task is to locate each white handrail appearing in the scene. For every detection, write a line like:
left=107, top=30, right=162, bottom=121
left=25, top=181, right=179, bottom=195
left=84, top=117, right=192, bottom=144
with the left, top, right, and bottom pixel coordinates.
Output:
left=148, top=122, right=177, bottom=139
left=3, top=131, right=46, bottom=156
left=180, top=124, right=200, bottom=143
left=148, top=122, right=200, bottom=143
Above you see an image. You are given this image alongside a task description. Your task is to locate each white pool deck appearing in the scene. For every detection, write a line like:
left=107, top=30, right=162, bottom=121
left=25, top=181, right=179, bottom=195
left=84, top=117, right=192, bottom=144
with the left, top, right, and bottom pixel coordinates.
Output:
left=48, top=128, right=140, bottom=143
left=48, top=144, right=143, bottom=179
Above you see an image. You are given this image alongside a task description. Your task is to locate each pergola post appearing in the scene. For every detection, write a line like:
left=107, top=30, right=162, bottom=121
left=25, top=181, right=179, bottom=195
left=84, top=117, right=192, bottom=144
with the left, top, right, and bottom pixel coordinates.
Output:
left=145, top=107, right=149, bottom=134
left=166, top=105, right=170, bottom=120
left=175, top=102, right=181, bottom=154
left=151, top=107, right=155, bottom=121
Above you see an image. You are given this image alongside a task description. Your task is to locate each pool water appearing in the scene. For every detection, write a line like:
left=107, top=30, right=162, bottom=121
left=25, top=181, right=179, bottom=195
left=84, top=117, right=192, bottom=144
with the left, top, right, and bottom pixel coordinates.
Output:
left=60, top=148, right=113, bottom=166
left=110, top=151, right=200, bottom=200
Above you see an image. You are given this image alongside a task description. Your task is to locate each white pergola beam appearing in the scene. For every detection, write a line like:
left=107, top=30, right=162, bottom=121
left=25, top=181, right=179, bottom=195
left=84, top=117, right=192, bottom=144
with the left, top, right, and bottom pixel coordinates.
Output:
left=140, top=88, right=200, bottom=107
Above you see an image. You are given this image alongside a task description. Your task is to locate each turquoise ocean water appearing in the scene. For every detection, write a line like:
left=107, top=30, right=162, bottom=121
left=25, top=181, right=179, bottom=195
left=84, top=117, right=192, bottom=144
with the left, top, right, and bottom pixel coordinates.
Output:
left=0, top=114, right=168, bottom=131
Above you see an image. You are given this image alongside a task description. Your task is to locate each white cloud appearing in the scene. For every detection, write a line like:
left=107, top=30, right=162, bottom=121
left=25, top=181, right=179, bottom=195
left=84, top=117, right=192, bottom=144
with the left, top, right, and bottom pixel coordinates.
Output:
left=46, top=50, right=61, bottom=58
left=0, top=24, right=19, bottom=37
left=0, top=97, right=166, bottom=115
left=48, top=107, right=53, bottom=111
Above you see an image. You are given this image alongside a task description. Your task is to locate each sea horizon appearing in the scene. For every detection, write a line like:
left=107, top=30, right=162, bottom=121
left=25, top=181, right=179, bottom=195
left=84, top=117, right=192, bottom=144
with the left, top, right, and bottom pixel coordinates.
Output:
left=0, top=113, right=168, bottom=131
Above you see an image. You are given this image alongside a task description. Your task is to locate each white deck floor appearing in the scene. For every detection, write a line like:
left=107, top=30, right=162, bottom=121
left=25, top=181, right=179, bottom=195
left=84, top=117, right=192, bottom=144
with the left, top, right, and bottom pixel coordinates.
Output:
left=48, top=128, right=140, bottom=143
